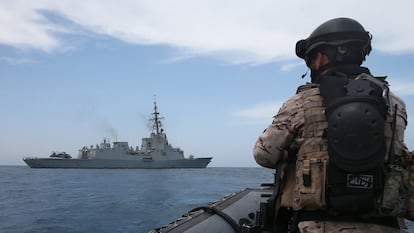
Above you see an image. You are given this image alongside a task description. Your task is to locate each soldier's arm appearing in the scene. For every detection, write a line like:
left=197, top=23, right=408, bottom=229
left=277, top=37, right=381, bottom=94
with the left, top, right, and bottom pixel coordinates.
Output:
left=253, top=95, right=302, bottom=168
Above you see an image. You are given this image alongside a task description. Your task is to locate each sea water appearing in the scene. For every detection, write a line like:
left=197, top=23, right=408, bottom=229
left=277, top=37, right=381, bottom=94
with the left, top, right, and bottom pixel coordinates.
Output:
left=0, top=166, right=274, bottom=233
left=1, top=166, right=413, bottom=233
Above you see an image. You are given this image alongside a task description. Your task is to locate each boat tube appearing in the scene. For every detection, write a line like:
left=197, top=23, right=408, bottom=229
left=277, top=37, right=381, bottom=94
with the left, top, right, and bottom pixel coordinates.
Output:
left=148, top=183, right=277, bottom=233
left=148, top=170, right=408, bottom=233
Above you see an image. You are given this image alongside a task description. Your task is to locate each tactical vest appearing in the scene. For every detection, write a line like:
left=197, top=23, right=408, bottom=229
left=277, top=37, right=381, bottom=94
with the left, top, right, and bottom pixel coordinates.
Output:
left=288, top=73, right=409, bottom=217
left=290, top=84, right=328, bottom=211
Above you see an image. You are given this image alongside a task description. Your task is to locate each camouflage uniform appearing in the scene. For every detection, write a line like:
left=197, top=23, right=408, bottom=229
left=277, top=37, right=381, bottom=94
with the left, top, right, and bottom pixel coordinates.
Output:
left=253, top=82, right=408, bottom=170
left=298, top=221, right=403, bottom=233
left=253, top=78, right=410, bottom=232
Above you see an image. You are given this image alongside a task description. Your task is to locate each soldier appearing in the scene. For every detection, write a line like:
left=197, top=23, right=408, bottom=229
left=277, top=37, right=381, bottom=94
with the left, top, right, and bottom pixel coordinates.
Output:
left=254, top=18, right=413, bottom=232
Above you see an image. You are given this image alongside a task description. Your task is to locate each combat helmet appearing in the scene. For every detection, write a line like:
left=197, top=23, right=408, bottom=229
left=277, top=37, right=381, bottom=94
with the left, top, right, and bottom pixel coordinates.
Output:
left=296, top=18, right=372, bottom=66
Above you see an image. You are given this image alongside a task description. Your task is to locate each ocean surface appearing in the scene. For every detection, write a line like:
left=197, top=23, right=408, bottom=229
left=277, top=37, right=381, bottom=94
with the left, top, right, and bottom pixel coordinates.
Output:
left=0, top=166, right=275, bottom=233
left=1, top=166, right=413, bottom=233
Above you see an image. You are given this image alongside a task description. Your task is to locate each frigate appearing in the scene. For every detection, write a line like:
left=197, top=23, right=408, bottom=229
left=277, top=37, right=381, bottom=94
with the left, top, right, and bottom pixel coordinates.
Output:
left=23, top=100, right=212, bottom=169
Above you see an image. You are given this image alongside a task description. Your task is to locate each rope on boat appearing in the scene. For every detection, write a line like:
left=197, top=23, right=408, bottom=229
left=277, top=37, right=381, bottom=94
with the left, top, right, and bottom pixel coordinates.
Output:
left=190, top=206, right=240, bottom=232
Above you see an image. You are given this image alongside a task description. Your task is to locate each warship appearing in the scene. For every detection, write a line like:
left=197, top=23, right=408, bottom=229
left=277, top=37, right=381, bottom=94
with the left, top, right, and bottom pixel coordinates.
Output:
left=23, top=100, right=212, bottom=169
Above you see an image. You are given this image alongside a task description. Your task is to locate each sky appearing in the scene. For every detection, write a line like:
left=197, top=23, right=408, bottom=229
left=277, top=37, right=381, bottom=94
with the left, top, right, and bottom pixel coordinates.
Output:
left=1, top=0, right=414, bottom=167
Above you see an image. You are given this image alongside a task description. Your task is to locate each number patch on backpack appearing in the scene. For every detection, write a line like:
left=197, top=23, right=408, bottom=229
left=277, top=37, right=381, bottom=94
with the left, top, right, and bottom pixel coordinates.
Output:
left=347, top=174, right=374, bottom=189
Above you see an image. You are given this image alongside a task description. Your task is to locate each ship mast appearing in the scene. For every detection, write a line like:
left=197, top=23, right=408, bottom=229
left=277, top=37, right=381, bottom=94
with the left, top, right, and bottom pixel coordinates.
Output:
left=151, top=95, right=164, bottom=135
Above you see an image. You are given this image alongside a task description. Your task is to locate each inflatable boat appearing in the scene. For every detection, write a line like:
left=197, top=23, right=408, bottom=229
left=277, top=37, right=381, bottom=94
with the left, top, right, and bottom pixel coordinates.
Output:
left=148, top=173, right=409, bottom=233
left=148, top=182, right=278, bottom=233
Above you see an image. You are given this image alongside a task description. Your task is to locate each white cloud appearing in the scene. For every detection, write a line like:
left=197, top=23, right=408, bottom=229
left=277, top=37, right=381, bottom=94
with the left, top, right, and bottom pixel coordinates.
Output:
left=0, top=0, right=414, bottom=63
left=281, top=62, right=304, bottom=72
left=0, top=56, right=32, bottom=64
left=389, top=80, right=414, bottom=96
left=234, top=101, right=282, bottom=121
left=0, top=2, right=67, bottom=52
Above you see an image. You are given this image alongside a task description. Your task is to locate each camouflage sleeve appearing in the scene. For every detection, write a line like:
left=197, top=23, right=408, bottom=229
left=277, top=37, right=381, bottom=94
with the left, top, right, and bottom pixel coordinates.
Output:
left=253, top=94, right=304, bottom=168
left=387, top=92, right=409, bottom=159
left=389, top=93, right=414, bottom=220
left=387, top=93, right=414, bottom=220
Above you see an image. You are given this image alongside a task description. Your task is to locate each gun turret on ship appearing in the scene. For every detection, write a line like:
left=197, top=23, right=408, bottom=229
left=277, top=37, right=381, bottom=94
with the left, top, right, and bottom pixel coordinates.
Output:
left=23, top=99, right=212, bottom=169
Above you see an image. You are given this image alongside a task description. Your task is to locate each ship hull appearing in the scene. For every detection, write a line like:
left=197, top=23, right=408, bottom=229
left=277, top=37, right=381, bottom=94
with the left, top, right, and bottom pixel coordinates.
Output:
left=23, top=157, right=212, bottom=169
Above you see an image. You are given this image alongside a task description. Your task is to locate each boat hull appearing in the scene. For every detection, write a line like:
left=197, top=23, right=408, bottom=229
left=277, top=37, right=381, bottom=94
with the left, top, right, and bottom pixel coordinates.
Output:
left=23, top=157, right=212, bottom=169
left=150, top=187, right=408, bottom=233
left=149, top=188, right=273, bottom=233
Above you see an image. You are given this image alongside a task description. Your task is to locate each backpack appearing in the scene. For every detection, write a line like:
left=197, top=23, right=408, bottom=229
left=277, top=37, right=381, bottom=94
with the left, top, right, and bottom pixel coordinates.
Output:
left=319, top=73, right=389, bottom=214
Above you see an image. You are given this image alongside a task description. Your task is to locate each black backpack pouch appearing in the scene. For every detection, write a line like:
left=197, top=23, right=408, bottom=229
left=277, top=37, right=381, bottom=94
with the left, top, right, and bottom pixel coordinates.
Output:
left=319, top=74, right=387, bottom=214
